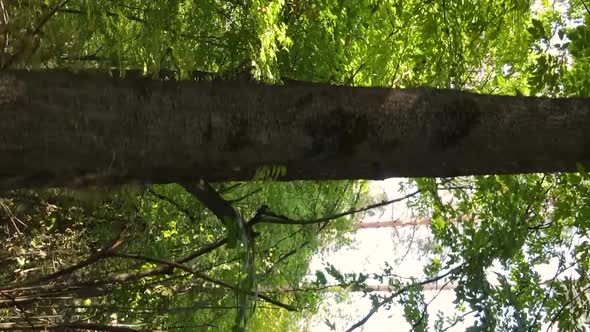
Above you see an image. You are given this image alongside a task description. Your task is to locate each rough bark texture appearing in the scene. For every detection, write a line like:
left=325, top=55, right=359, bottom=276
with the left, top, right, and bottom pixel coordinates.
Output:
left=1, top=70, right=590, bottom=189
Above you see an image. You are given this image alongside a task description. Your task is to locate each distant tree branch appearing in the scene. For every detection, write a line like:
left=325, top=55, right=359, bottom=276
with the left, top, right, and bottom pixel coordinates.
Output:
left=412, top=279, right=452, bottom=330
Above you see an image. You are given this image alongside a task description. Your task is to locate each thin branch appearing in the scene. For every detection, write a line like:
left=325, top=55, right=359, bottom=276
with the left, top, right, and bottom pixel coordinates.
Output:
left=531, top=259, right=569, bottom=327
left=176, top=238, right=228, bottom=264
left=344, top=63, right=366, bottom=86
left=0, top=232, right=124, bottom=291
left=345, top=266, right=461, bottom=332
left=259, top=240, right=310, bottom=280
left=0, top=291, right=34, bottom=329
left=218, top=183, right=244, bottom=194
left=77, top=238, right=226, bottom=287
left=0, top=322, right=139, bottom=331
left=0, top=200, right=26, bottom=234
left=545, top=285, right=590, bottom=332
left=110, top=252, right=298, bottom=312
left=33, top=0, right=70, bottom=35
left=147, top=187, right=196, bottom=223
left=412, top=279, right=452, bottom=330
left=440, top=310, right=477, bottom=332
left=251, top=190, right=421, bottom=226
left=58, top=7, right=144, bottom=23
left=228, top=188, right=262, bottom=204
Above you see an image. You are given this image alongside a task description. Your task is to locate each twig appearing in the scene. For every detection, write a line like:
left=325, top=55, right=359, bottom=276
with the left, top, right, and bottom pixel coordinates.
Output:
left=0, top=200, right=26, bottom=234
left=440, top=310, right=477, bottom=332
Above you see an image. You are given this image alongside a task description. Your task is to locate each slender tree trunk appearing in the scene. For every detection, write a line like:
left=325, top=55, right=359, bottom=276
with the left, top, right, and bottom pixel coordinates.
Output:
left=357, top=218, right=432, bottom=228
left=363, top=282, right=452, bottom=292
left=357, top=215, right=474, bottom=228
left=1, top=70, right=590, bottom=189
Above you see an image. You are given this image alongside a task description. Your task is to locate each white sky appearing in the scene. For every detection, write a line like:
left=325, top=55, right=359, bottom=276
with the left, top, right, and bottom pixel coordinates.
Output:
left=304, top=179, right=468, bottom=332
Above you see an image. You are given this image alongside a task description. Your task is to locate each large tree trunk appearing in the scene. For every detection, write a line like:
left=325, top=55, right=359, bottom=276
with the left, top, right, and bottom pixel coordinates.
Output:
left=1, top=70, right=589, bottom=189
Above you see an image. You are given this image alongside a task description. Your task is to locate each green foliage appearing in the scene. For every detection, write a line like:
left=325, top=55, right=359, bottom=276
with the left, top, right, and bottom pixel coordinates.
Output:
left=0, top=179, right=363, bottom=331
left=253, top=165, right=287, bottom=181
left=410, top=173, right=590, bottom=331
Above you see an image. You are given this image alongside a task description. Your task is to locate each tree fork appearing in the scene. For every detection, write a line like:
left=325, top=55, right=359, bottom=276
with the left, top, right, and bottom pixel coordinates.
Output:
left=1, top=69, right=589, bottom=189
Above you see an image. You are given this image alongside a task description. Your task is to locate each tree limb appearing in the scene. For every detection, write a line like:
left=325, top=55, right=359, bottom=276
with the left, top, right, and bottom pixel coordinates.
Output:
left=251, top=190, right=421, bottom=226
left=181, top=180, right=242, bottom=229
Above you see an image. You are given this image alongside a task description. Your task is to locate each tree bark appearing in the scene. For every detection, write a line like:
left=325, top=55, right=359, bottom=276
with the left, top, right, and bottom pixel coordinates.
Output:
left=1, top=69, right=590, bottom=189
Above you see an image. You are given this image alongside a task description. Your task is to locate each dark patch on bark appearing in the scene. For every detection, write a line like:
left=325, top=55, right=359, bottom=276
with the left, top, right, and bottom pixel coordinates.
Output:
left=134, top=81, right=152, bottom=101
left=371, top=161, right=386, bottom=178
left=293, top=93, right=314, bottom=109
left=379, top=138, right=400, bottom=152
left=305, top=107, right=370, bottom=158
left=23, top=171, right=57, bottom=187
left=224, top=118, right=251, bottom=151
left=203, top=115, right=213, bottom=142
left=431, top=98, right=481, bottom=150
